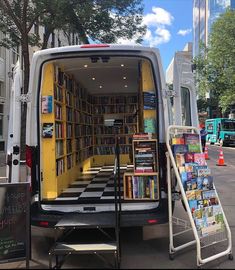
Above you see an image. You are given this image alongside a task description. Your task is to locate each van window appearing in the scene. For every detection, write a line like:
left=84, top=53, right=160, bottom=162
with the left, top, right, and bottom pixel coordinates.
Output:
left=181, top=86, right=191, bottom=126
left=206, top=122, right=214, bottom=134
left=221, top=120, right=235, bottom=131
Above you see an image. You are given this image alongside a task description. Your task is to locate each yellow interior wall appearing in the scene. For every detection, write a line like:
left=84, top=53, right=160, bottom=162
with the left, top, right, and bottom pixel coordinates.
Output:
left=92, top=154, right=130, bottom=167
left=41, top=63, right=80, bottom=199
left=142, top=60, right=154, bottom=92
left=41, top=63, right=58, bottom=199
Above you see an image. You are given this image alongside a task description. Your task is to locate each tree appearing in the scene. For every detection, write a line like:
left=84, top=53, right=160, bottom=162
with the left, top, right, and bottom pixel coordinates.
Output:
left=193, top=9, right=235, bottom=114
left=0, top=0, right=146, bottom=92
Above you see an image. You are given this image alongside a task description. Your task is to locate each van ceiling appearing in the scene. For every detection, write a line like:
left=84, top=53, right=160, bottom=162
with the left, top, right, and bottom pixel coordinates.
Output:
left=53, top=56, right=140, bottom=94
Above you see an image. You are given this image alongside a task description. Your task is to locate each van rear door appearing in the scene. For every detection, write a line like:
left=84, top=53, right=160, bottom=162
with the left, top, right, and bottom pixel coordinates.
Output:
left=6, top=60, right=22, bottom=183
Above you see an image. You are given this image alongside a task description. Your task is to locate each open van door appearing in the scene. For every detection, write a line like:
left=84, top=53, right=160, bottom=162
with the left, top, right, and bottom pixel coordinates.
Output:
left=172, top=52, right=198, bottom=127
left=6, top=60, right=22, bottom=183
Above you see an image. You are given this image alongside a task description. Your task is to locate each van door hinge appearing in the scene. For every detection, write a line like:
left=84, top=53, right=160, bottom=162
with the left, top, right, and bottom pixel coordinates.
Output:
left=16, top=94, right=31, bottom=103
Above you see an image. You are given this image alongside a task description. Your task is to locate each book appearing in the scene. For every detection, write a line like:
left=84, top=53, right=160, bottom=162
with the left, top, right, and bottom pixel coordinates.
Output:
left=202, top=206, right=213, bottom=217
left=126, top=176, right=132, bottom=198
left=202, top=189, right=216, bottom=200
left=185, top=152, right=194, bottom=163
left=172, top=137, right=185, bottom=145
left=197, top=168, right=211, bottom=177
left=184, top=163, right=197, bottom=172
left=186, top=178, right=197, bottom=190
left=186, top=190, right=196, bottom=200
left=193, top=153, right=207, bottom=166
left=175, top=153, right=185, bottom=167
left=188, top=144, right=201, bottom=153
left=197, top=199, right=204, bottom=209
left=42, top=123, right=53, bottom=138
left=195, top=189, right=202, bottom=200
left=172, top=144, right=188, bottom=156
left=41, top=95, right=53, bottom=114
left=189, top=199, right=198, bottom=213
left=193, top=208, right=203, bottom=219
left=180, top=172, right=188, bottom=189
left=183, top=133, right=200, bottom=145
left=202, top=176, right=213, bottom=190
left=196, top=177, right=203, bottom=189
left=187, top=172, right=193, bottom=180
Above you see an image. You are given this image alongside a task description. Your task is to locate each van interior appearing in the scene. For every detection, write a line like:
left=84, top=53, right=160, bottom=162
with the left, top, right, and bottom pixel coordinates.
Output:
left=40, top=55, right=159, bottom=203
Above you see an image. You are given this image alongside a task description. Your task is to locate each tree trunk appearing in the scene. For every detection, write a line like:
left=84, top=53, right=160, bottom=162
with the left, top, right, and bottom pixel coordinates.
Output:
left=42, top=28, right=52, bottom=49
left=20, top=37, right=30, bottom=160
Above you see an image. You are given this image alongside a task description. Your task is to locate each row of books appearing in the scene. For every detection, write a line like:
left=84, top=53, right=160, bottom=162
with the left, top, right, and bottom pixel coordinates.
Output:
left=94, top=145, right=131, bottom=155
left=125, top=175, right=158, bottom=199
left=93, top=104, right=137, bottom=114
left=133, top=138, right=157, bottom=173
left=133, top=133, right=153, bottom=140
left=56, top=158, right=65, bottom=176
left=92, top=95, right=138, bottom=105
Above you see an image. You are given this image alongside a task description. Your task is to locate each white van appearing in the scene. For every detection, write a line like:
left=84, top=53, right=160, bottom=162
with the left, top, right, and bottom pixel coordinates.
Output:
left=22, top=44, right=194, bottom=228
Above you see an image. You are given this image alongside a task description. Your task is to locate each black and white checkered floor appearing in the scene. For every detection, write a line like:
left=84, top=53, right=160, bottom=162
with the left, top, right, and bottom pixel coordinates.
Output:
left=56, top=165, right=134, bottom=202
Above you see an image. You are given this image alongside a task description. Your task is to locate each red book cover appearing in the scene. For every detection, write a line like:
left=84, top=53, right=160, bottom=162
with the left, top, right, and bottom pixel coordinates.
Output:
left=185, top=152, right=194, bottom=163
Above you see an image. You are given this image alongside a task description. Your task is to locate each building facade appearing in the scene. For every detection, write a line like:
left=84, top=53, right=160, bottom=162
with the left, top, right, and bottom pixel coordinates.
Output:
left=193, top=0, right=235, bottom=56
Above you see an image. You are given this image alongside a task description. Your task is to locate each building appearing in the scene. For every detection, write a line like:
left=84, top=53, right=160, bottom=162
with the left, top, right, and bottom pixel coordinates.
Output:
left=193, top=0, right=235, bottom=56
left=0, top=26, right=79, bottom=152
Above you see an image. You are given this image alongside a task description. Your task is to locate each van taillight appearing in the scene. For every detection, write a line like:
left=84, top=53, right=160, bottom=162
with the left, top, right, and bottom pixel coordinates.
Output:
left=26, top=145, right=32, bottom=186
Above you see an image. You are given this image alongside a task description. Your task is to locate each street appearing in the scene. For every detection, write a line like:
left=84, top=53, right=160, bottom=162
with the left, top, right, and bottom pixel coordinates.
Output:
left=1, top=144, right=235, bottom=269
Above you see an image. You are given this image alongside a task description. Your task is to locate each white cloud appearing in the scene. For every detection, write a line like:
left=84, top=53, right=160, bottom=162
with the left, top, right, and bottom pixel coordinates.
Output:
left=143, top=7, right=174, bottom=26
left=177, top=28, right=192, bottom=36
left=144, top=28, right=171, bottom=47
left=142, top=6, right=174, bottom=47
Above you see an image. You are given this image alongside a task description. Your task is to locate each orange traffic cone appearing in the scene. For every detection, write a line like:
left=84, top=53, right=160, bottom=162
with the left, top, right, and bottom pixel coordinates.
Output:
left=204, top=145, right=210, bottom=160
left=216, top=146, right=226, bottom=166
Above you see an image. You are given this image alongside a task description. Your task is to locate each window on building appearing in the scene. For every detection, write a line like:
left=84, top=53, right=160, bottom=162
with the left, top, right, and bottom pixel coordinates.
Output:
left=181, top=86, right=191, bottom=126
left=12, top=44, right=19, bottom=64
left=0, top=31, right=6, bottom=59
left=0, top=81, right=4, bottom=97
left=34, top=22, right=39, bottom=36
left=51, top=32, right=55, bottom=48
left=0, top=106, right=3, bottom=140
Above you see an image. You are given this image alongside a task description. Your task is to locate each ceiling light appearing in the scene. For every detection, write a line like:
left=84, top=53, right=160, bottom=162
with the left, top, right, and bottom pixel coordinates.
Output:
left=121, top=64, right=124, bottom=67
left=123, top=76, right=126, bottom=80
left=124, top=85, right=128, bottom=88
left=92, top=77, right=96, bottom=80
left=84, top=64, right=88, bottom=68
left=99, top=85, right=103, bottom=88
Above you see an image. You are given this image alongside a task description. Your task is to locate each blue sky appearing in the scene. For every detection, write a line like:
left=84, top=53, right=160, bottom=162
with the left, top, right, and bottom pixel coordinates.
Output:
left=142, top=0, right=193, bottom=73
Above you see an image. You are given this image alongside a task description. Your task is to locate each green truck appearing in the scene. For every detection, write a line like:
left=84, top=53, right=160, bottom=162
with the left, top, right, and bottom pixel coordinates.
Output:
left=205, top=118, right=235, bottom=146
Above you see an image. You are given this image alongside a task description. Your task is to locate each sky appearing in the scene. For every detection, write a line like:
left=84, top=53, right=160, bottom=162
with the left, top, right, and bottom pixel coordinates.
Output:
left=136, top=0, right=193, bottom=73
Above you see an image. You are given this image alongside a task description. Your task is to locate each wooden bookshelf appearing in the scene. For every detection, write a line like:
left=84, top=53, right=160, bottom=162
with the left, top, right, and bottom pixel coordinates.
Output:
left=92, top=94, right=138, bottom=156
left=123, top=172, right=159, bottom=200
left=132, top=139, right=157, bottom=174
left=122, top=137, right=159, bottom=201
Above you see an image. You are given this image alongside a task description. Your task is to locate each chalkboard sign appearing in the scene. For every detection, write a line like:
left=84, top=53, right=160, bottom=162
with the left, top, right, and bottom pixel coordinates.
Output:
left=0, top=183, right=30, bottom=266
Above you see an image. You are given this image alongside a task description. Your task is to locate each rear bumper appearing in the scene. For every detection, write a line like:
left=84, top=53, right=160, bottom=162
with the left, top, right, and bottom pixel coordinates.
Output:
left=30, top=199, right=169, bottom=228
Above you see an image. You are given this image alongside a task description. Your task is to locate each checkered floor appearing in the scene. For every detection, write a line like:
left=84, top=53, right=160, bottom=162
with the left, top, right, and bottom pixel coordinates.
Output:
left=56, top=165, right=134, bottom=201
